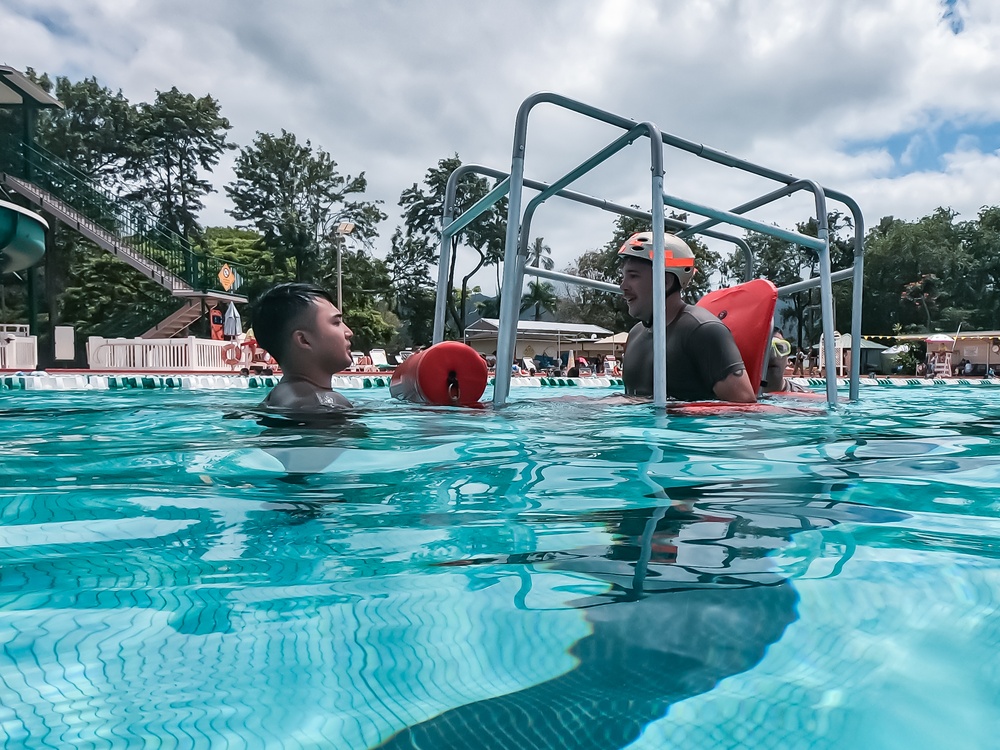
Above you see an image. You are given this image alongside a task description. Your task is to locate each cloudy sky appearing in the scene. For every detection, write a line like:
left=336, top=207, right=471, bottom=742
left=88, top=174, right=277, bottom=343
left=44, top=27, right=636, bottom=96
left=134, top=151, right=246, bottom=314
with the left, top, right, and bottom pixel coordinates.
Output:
left=4, top=0, right=1000, bottom=289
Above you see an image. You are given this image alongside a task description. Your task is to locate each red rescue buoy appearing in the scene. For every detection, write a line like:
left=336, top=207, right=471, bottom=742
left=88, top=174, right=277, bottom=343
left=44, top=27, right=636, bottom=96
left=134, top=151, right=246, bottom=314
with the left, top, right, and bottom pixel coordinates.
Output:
left=390, top=341, right=488, bottom=406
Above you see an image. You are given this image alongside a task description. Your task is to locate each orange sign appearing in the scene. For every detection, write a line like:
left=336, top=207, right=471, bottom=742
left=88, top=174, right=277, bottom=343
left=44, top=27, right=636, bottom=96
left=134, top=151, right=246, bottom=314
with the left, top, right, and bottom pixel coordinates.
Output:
left=218, top=263, right=234, bottom=292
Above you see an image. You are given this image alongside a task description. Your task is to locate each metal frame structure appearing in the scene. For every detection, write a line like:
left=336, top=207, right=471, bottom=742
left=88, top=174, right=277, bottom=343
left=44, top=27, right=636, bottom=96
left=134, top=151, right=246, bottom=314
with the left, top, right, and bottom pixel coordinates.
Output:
left=433, top=92, right=864, bottom=408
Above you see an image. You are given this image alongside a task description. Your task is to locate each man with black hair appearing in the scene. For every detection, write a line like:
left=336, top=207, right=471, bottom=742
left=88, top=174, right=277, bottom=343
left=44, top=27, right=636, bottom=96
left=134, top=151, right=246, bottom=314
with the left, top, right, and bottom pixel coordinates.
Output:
left=249, top=282, right=354, bottom=412
left=618, top=232, right=756, bottom=403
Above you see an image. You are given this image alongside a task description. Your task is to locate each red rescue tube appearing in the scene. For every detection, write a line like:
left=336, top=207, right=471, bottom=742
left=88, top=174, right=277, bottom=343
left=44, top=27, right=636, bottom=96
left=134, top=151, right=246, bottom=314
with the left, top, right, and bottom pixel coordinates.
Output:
left=390, top=341, right=488, bottom=406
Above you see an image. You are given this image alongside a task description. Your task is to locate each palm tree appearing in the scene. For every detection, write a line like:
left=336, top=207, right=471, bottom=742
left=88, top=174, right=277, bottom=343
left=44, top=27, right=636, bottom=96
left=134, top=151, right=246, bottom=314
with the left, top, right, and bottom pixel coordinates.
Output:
left=521, top=280, right=557, bottom=322
left=528, top=237, right=554, bottom=270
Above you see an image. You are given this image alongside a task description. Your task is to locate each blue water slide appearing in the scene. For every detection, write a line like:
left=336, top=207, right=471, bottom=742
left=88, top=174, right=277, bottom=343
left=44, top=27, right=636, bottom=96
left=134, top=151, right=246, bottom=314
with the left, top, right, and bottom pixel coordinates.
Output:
left=0, top=200, right=48, bottom=273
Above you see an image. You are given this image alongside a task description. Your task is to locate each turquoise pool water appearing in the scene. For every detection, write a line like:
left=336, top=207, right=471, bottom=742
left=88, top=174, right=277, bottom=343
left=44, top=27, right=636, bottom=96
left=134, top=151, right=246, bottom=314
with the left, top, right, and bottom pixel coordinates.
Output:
left=1, top=385, right=998, bottom=749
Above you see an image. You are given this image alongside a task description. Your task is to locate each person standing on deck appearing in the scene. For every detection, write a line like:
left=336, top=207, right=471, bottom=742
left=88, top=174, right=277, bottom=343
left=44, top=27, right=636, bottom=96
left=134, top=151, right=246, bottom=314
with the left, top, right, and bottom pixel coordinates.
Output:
left=618, top=232, right=756, bottom=403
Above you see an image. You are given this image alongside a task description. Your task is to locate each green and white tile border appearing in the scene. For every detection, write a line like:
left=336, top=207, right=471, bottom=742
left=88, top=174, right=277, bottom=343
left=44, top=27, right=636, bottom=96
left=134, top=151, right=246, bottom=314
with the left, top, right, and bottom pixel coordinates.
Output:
left=793, top=377, right=1000, bottom=387
left=2, top=373, right=998, bottom=391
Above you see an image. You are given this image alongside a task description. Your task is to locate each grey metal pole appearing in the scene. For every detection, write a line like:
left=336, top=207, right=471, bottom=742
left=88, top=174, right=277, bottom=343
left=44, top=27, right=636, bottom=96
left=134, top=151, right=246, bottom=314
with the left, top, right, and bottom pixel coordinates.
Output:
left=646, top=123, right=668, bottom=409
left=432, top=230, right=452, bottom=344
left=526, top=265, right=621, bottom=294
left=446, top=163, right=756, bottom=278
left=336, top=238, right=343, bottom=312
left=777, top=268, right=854, bottom=296
left=817, top=238, right=838, bottom=405
left=493, top=157, right=526, bottom=407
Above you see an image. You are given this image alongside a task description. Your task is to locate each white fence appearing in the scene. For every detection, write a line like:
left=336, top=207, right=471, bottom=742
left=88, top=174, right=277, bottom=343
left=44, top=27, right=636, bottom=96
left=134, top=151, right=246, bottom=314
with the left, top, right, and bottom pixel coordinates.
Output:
left=0, top=330, right=38, bottom=370
left=87, top=336, right=250, bottom=371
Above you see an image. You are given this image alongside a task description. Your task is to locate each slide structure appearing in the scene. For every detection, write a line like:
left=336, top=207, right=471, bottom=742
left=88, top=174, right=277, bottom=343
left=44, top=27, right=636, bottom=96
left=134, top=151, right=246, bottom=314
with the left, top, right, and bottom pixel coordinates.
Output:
left=0, top=200, right=47, bottom=273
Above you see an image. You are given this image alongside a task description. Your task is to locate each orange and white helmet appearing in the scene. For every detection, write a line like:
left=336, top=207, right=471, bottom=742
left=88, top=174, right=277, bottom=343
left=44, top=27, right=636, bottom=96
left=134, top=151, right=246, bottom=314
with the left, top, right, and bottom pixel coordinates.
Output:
left=618, top=231, right=696, bottom=289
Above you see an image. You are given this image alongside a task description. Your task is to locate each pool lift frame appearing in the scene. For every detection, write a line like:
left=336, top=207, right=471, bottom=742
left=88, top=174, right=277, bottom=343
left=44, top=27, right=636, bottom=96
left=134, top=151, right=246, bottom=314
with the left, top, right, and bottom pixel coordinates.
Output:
left=432, top=92, right=864, bottom=408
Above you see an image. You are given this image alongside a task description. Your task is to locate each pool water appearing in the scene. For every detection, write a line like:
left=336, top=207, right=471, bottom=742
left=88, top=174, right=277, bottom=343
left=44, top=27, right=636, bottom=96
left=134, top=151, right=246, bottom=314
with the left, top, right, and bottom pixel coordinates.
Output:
left=1, top=385, right=998, bottom=749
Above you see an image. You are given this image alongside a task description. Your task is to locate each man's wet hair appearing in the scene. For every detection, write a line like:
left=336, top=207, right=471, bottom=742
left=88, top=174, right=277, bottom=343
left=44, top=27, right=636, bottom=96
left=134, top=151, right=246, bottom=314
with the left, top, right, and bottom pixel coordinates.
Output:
left=249, top=282, right=334, bottom=365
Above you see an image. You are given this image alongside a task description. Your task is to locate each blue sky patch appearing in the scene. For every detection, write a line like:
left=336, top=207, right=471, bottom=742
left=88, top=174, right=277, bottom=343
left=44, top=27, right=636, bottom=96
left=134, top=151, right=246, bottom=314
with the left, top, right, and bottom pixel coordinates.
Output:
left=846, top=118, right=1000, bottom=176
left=23, top=8, right=78, bottom=40
left=941, top=0, right=966, bottom=34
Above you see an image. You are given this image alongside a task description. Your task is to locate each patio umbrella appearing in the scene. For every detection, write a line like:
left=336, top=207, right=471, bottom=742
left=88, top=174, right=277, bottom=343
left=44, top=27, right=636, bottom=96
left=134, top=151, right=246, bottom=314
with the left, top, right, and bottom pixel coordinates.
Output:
left=223, top=302, right=242, bottom=338
left=924, top=334, right=954, bottom=343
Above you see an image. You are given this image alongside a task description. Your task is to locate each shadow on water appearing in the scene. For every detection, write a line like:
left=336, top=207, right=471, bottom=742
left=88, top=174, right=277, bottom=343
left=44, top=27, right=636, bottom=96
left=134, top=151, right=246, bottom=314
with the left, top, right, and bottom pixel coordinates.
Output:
left=375, top=479, right=909, bottom=750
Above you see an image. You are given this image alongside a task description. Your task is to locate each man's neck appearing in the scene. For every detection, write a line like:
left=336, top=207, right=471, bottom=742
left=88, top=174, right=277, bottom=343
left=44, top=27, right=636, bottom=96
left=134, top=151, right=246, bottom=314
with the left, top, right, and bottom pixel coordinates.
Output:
left=281, top=367, right=334, bottom=391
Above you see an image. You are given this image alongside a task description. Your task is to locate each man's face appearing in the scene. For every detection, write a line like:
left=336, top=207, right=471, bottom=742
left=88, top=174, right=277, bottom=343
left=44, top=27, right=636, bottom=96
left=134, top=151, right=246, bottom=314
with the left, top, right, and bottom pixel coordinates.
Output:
left=299, top=297, right=354, bottom=374
left=620, top=258, right=654, bottom=322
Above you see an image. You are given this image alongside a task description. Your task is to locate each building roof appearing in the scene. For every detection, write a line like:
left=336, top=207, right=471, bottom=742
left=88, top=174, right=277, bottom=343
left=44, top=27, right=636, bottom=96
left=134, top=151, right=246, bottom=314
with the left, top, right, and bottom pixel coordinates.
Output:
left=0, top=66, right=63, bottom=109
left=465, top=318, right=612, bottom=338
left=865, top=330, right=1000, bottom=342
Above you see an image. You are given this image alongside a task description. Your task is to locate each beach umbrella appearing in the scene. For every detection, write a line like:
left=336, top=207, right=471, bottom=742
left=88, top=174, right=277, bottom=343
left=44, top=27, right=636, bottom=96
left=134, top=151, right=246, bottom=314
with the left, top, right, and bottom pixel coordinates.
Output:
left=924, top=333, right=954, bottom=343
left=223, top=302, right=242, bottom=337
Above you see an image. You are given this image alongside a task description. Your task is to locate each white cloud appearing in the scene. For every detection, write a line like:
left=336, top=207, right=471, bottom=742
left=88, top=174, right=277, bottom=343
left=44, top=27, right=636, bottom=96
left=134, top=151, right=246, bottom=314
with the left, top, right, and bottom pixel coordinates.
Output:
left=4, top=0, right=1000, bottom=291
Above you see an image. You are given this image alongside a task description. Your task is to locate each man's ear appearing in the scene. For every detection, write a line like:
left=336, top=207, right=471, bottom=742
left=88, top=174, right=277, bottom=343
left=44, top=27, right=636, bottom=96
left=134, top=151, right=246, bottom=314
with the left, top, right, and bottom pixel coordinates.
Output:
left=291, top=328, right=311, bottom=350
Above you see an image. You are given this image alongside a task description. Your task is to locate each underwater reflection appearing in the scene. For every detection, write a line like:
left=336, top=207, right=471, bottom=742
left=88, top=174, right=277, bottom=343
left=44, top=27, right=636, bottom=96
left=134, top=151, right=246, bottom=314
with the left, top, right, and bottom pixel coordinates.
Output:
left=376, top=486, right=908, bottom=750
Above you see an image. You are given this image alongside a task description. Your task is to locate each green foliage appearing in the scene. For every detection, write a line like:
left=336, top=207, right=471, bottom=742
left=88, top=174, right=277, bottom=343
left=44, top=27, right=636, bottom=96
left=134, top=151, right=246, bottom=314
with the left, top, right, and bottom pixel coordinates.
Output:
left=720, top=211, right=855, bottom=346
left=398, top=155, right=506, bottom=336
left=124, top=88, right=233, bottom=242
left=385, top=228, right=437, bottom=346
left=226, top=130, right=386, bottom=281
left=521, top=280, right=557, bottom=321
left=863, top=208, right=969, bottom=334
left=27, top=70, right=138, bottom=185
left=319, top=246, right=397, bottom=351
left=59, top=242, right=175, bottom=338
left=527, top=237, right=554, bottom=270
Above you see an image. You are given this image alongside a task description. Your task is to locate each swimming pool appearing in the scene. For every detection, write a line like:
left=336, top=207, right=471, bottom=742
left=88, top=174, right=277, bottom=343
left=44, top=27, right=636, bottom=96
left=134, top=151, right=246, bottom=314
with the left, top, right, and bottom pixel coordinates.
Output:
left=1, top=384, right=997, bottom=748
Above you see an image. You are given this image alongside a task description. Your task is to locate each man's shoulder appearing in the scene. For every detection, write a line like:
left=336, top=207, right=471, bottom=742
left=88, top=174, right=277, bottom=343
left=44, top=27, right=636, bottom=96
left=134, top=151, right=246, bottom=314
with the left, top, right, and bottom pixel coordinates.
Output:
left=262, top=379, right=351, bottom=411
left=627, top=320, right=647, bottom=338
left=680, top=304, right=727, bottom=327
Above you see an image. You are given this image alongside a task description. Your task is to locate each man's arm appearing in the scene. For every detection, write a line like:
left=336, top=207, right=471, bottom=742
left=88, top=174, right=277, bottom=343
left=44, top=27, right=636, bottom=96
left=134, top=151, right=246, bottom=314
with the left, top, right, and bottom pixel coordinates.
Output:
left=713, top=367, right=757, bottom=403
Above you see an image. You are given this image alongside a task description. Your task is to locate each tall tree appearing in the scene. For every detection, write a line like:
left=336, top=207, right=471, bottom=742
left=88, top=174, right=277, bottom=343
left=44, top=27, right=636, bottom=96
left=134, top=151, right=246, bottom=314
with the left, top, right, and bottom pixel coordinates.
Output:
left=319, top=246, right=396, bottom=350
left=386, top=228, right=436, bottom=346
left=8, top=72, right=143, bottom=348
left=527, top=237, right=554, bottom=270
left=226, top=130, right=386, bottom=281
left=521, top=280, right=557, bottom=321
left=27, top=70, right=138, bottom=185
left=862, top=208, right=969, bottom=334
left=720, top=211, right=855, bottom=346
left=125, top=87, right=233, bottom=241
left=398, top=155, right=506, bottom=336
left=957, top=205, right=1000, bottom=330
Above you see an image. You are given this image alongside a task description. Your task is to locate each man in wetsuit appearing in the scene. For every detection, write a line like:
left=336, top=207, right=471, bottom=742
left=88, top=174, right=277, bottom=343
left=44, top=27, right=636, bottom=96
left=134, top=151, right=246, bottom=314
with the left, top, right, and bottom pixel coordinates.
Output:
left=618, top=231, right=756, bottom=403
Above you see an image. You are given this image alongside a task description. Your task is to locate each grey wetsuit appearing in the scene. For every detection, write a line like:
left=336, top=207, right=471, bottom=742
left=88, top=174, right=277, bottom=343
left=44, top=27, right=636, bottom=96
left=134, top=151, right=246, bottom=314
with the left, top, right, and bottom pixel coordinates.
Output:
left=622, top=304, right=745, bottom=400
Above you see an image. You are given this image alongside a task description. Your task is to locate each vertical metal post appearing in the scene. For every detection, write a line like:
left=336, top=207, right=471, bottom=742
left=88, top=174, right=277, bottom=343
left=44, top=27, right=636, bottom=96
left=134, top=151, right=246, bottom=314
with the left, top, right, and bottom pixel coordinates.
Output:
left=645, top=122, right=667, bottom=409
left=26, top=265, right=37, bottom=336
left=493, top=156, right=526, bottom=407
left=336, top=237, right=343, bottom=311
left=433, top=226, right=453, bottom=344
left=817, top=231, right=838, bottom=405
left=651, top=175, right=667, bottom=408
left=847, top=222, right=865, bottom=401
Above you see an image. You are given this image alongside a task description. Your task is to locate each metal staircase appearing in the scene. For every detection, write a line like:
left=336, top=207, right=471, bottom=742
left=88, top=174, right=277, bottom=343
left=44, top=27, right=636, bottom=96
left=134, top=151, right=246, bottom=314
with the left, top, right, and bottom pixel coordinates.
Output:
left=1, top=142, right=249, bottom=338
left=141, top=300, right=204, bottom=339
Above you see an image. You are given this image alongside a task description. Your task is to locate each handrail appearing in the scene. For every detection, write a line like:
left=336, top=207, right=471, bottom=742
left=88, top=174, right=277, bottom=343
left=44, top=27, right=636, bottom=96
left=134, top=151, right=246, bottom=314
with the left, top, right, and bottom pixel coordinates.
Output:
left=2, top=140, right=249, bottom=297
